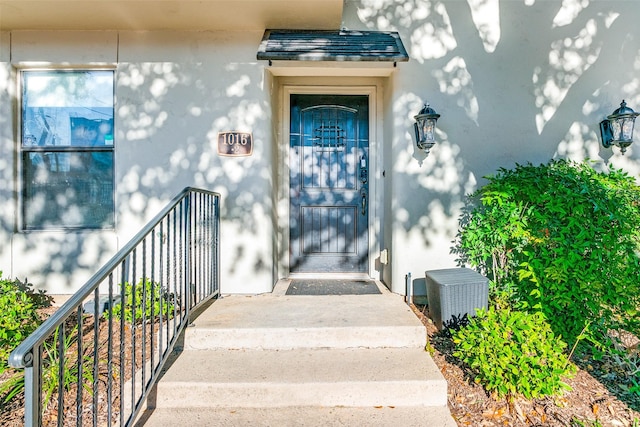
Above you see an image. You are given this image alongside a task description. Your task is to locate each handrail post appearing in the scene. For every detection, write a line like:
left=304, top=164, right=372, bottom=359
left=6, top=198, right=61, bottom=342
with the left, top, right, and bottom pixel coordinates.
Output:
left=185, top=191, right=192, bottom=319
left=215, top=193, right=220, bottom=296
left=24, top=348, right=41, bottom=427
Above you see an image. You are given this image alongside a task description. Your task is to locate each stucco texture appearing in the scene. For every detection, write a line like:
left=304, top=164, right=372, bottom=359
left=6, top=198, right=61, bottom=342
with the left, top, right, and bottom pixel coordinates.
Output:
left=0, top=0, right=639, bottom=296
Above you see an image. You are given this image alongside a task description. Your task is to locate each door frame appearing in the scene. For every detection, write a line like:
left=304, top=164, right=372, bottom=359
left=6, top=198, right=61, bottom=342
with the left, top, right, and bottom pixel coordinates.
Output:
left=276, top=82, right=382, bottom=279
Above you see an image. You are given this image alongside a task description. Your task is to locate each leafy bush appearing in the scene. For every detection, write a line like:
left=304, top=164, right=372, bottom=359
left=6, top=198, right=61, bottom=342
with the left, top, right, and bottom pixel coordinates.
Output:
left=441, top=313, right=470, bottom=338
left=454, top=160, right=640, bottom=347
left=108, top=278, right=175, bottom=324
left=0, top=274, right=51, bottom=375
left=452, top=307, right=576, bottom=399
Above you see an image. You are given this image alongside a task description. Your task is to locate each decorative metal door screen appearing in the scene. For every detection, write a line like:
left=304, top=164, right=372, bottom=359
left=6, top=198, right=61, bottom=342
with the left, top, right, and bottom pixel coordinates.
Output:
left=289, top=95, right=369, bottom=273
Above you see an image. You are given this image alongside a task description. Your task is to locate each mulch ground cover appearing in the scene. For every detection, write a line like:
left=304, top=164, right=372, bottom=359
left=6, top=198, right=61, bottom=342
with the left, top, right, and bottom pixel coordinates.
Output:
left=0, top=306, right=157, bottom=427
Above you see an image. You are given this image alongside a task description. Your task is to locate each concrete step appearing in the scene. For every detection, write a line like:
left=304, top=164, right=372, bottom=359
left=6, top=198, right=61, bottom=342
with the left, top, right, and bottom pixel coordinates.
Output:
left=184, top=294, right=427, bottom=350
left=134, top=293, right=456, bottom=426
left=152, top=347, right=447, bottom=408
left=137, top=405, right=458, bottom=427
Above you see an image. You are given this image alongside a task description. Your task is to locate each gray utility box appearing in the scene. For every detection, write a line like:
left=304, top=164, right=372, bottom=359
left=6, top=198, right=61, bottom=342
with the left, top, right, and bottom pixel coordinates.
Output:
left=425, top=268, right=489, bottom=330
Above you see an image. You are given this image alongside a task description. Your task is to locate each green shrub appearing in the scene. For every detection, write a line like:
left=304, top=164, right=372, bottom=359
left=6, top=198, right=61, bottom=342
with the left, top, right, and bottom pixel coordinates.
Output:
left=454, top=160, right=640, bottom=347
left=0, top=274, right=51, bottom=375
left=452, top=307, right=576, bottom=399
left=108, top=278, right=175, bottom=324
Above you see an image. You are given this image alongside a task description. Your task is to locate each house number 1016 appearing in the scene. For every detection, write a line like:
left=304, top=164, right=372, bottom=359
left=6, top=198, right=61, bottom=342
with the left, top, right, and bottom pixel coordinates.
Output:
left=217, top=131, right=253, bottom=157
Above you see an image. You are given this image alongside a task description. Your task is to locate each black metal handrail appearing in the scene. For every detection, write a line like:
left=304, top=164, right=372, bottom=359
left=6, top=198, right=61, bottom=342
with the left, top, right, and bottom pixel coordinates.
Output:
left=9, top=187, right=220, bottom=426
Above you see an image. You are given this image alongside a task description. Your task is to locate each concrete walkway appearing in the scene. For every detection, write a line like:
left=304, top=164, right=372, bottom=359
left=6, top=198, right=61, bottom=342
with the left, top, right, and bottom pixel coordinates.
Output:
left=135, top=281, right=457, bottom=426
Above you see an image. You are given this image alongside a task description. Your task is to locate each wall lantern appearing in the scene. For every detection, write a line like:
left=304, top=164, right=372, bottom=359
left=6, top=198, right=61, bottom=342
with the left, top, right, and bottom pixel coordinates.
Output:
left=414, top=103, right=440, bottom=155
left=599, top=100, right=639, bottom=155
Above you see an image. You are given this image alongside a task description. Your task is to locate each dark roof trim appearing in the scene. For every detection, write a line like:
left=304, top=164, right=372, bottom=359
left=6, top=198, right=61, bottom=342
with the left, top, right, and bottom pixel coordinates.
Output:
left=257, top=29, right=409, bottom=62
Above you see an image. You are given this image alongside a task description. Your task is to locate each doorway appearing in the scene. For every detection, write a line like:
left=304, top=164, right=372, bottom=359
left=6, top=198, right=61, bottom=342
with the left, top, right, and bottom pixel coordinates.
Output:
left=289, top=94, right=369, bottom=274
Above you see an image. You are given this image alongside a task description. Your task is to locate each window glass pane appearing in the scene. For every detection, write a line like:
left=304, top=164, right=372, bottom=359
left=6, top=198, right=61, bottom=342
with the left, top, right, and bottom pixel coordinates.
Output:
left=22, top=71, right=114, bottom=147
left=23, top=152, right=114, bottom=229
left=22, top=70, right=115, bottom=230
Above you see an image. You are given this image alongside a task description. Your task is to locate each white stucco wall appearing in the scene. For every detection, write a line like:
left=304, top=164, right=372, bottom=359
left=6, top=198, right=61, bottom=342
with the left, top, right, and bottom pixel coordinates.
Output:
left=1, top=30, right=275, bottom=295
left=1, top=0, right=639, bottom=296
left=114, top=31, right=274, bottom=295
left=343, top=0, right=640, bottom=294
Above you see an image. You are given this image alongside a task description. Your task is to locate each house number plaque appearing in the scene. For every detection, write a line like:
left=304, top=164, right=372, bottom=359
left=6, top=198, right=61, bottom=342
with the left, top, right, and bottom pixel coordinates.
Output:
left=217, top=131, right=253, bottom=157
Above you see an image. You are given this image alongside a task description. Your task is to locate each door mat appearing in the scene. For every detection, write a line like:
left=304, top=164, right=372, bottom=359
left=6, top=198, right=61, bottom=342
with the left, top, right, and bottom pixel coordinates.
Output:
left=286, top=279, right=381, bottom=295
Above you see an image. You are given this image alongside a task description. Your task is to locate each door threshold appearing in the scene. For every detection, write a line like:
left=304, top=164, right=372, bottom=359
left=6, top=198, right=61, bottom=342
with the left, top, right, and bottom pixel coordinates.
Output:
left=287, top=273, right=372, bottom=280
left=273, top=276, right=389, bottom=296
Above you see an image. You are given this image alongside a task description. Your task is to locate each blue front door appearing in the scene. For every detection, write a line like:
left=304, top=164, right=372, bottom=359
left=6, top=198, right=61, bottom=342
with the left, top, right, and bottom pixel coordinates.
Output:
left=289, top=94, right=369, bottom=273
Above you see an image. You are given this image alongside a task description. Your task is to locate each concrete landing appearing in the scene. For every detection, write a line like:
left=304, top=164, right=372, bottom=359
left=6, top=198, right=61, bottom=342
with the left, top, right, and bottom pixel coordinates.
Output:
left=185, top=293, right=427, bottom=350
left=136, top=286, right=456, bottom=426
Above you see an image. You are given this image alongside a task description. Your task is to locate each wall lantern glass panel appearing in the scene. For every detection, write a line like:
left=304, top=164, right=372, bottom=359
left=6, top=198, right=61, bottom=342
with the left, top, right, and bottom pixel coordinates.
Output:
left=599, top=100, right=639, bottom=155
left=414, top=103, right=440, bottom=155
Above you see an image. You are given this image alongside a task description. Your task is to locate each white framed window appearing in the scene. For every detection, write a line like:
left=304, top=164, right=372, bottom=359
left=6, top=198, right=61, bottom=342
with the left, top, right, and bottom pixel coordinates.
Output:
left=21, top=70, right=115, bottom=230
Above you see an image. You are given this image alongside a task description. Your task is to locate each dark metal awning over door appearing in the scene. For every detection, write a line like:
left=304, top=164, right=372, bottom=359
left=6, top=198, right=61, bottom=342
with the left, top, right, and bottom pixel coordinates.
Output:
left=257, top=29, right=409, bottom=63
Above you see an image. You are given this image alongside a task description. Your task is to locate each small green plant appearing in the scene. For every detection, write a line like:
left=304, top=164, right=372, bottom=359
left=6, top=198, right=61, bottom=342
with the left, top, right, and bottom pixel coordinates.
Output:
left=441, top=313, right=470, bottom=338
left=0, top=274, right=51, bottom=375
left=452, top=307, right=576, bottom=400
left=571, top=418, right=603, bottom=427
left=108, top=278, right=175, bottom=324
left=0, top=370, right=24, bottom=404
left=1, top=323, right=97, bottom=409
left=1, top=324, right=96, bottom=416
left=40, top=324, right=94, bottom=410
